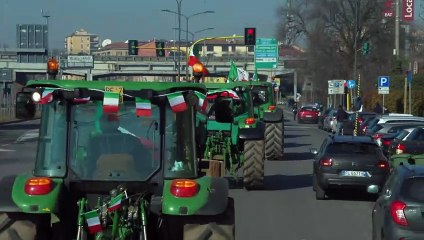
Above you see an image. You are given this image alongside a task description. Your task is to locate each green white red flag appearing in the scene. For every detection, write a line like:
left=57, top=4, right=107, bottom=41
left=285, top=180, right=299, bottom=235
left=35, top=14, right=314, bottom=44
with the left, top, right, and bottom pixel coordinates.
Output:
left=39, top=89, right=54, bottom=104
left=194, top=91, right=206, bottom=111
left=167, top=92, right=187, bottom=112
left=107, top=193, right=123, bottom=212
left=84, top=210, right=102, bottom=234
left=103, top=92, right=120, bottom=113
left=135, top=97, right=152, bottom=117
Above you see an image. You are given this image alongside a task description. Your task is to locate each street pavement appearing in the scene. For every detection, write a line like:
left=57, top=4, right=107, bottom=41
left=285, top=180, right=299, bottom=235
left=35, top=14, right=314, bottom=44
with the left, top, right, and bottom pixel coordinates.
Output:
left=0, top=119, right=39, bottom=178
left=230, top=107, right=375, bottom=240
left=0, top=114, right=376, bottom=240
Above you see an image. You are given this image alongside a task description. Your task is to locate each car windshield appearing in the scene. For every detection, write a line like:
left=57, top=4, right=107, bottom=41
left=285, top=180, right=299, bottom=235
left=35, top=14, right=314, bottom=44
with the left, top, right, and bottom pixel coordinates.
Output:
left=395, top=130, right=410, bottom=140
left=34, top=98, right=197, bottom=180
left=401, top=177, right=424, bottom=202
left=326, top=142, right=379, bottom=154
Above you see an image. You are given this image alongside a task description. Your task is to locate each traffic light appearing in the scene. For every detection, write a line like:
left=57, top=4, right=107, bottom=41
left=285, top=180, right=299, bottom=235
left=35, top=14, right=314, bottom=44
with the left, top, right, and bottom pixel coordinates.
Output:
left=128, top=40, right=138, bottom=56
left=244, top=28, right=256, bottom=45
left=47, top=57, right=59, bottom=79
left=344, top=83, right=349, bottom=94
left=362, top=42, right=370, bottom=55
left=155, top=41, right=165, bottom=57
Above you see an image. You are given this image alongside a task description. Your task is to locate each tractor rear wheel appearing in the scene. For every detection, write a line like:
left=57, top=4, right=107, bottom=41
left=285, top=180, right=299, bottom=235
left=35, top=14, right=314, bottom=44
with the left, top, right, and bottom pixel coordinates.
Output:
left=0, top=212, right=50, bottom=240
left=243, top=140, right=265, bottom=190
left=265, top=122, right=284, bottom=160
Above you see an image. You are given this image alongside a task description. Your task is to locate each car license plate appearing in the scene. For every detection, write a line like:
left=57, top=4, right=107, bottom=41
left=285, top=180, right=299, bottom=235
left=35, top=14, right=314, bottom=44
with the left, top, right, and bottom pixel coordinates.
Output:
left=340, top=171, right=370, bottom=177
left=305, top=115, right=312, bottom=117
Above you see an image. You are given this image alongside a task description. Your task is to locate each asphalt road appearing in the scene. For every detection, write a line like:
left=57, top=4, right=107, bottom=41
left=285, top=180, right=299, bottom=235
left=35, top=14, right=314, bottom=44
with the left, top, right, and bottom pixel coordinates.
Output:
left=0, top=114, right=376, bottom=240
left=0, top=119, right=39, bottom=178
left=230, top=107, right=375, bottom=240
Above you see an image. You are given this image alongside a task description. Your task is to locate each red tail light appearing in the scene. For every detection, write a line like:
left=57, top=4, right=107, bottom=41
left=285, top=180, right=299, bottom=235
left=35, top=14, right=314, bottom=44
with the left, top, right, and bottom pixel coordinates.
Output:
left=390, top=201, right=408, bottom=226
left=268, top=105, right=276, bottom=111
left=382, top=139, right=392, bottom=146
left=245, top=118, right=255, bottom=125
left=24, top=177, right=53, bottom=195
left=170, top=179, right=199, bottom=198
left=320, top=158, right=333, bottom=166
left=376, top=160, right=389, bottom=169
left=396, top=144, right=406, bottom=154
left=358, top=117, right=363, bottom=124
left=373, top=133, right=383, bottom=141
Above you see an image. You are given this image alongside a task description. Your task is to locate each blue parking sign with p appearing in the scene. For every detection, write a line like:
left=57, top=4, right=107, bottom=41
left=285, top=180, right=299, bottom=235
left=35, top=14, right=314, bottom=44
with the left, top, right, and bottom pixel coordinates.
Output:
left=378, top=76, right=390, bottom=87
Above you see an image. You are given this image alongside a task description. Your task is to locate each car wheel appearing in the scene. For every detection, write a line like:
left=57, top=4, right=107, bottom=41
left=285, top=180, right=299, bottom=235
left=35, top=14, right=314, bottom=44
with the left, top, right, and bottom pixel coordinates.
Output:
left=314, top=176, right=326, bottom=200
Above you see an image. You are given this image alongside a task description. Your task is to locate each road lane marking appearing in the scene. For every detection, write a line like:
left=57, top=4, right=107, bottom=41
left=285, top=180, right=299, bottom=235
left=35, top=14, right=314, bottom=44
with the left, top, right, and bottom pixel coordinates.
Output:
left=16, top=129, right=39, bottom=143
left=0, top=148, right=15, bottom=152
left=1, top=144, right=9, bottom=146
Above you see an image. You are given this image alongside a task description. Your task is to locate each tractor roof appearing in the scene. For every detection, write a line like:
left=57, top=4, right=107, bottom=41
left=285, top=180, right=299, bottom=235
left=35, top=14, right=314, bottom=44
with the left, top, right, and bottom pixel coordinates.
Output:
left=26, top=80, right=207, bottom=93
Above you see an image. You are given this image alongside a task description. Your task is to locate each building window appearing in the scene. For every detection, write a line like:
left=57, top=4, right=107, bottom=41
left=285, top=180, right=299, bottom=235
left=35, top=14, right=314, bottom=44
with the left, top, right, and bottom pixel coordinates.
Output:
left=231, top=46, right=236, bottom=52
left=248, top=46, right=254, bottom=52
left=222, top=45, right=229, bottom=52
left=207, top=45, right=213, bottom=52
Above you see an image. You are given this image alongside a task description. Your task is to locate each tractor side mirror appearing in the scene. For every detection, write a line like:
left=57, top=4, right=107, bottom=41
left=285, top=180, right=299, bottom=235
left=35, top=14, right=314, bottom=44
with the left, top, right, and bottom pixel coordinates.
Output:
left=15, top=92, right=36, bottom=119
left=214, top=97, right=234, bottom=123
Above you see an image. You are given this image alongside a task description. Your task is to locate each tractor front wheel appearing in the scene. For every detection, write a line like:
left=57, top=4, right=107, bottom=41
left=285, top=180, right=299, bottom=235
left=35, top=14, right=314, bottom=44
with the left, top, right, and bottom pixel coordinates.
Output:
left=265, top=122, right=284, bottom=160
left=243, top=140, right=265, bottom=190
left=0, top=212, right=50, bottom=240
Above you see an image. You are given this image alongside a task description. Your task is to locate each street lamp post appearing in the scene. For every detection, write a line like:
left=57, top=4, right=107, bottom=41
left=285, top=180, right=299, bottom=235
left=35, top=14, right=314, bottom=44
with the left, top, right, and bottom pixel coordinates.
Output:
left=172, top=27, right=214, bottom=42
left=162, top=9, right=214, bottom=81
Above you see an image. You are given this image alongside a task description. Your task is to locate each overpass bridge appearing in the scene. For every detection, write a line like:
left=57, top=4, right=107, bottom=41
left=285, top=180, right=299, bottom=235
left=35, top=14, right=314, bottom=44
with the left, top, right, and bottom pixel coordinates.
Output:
left=0, top=55, right=306, bottom=83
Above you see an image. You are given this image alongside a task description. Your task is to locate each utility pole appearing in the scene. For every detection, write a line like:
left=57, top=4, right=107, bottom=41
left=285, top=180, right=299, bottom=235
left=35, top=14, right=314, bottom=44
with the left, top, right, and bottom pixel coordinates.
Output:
left=395, top=0, right=400, bottom=57
left=353, top=0, right=359, bottom=101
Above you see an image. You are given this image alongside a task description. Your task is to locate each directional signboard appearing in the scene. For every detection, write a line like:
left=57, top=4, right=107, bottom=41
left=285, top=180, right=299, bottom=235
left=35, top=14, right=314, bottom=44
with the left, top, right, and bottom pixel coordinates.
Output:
left=328, top=80, right=346, bottom=95
left=67, top=55, right=94, bottom=68
left=254, top=38, right=278, bottom=69
left=378, top=76, right=390, bottom=95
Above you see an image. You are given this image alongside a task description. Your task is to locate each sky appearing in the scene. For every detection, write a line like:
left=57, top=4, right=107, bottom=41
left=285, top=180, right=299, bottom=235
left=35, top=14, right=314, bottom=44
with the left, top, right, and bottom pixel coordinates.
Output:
left=0, top=0, right=284, bottom=49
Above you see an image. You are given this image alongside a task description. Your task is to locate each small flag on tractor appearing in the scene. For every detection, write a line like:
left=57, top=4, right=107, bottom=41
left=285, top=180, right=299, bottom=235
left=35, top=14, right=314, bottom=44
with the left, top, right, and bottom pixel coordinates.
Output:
left=167, top=92, right=187, bottom=112
left=103, top=92, right=120, bottom=113
left=107, top=193, right=124, bottom=212
left=135, top=97, right=152, bottom=117
left=39, top=89, right=54, bottom=104
left=194, top=91, right=206, bottom=111
left=227, top=61, right=238, bottom=83
left=84, top=210, right=102, bottom=234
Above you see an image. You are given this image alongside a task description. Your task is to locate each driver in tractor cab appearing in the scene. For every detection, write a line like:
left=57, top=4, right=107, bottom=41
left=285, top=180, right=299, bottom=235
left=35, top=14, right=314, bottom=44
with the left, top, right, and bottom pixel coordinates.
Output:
left=86, top=114, right=151, bottom=178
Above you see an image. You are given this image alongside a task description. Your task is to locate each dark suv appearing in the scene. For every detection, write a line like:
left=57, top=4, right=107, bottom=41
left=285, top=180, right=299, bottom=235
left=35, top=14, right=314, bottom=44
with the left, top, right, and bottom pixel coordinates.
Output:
left=312, top=135, right=390, bottom=200
left=369, top=165, right=424, bottom=240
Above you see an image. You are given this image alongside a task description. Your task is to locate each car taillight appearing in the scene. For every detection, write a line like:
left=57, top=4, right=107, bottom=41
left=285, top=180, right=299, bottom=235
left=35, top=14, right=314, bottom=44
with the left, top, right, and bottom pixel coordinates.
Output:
left=396, top=144, right=406, bottom=154
left=358, top=118, right=363, bottom=124
left=382, top=139, right=392, bottom=146
left=376, top=160, right=389, bottom=169
left=268, top=105, right=276, bottom=111
left=390, top=201, right=408, bottom=226
left=373, top=133, right=383, bottom=141
left=320, top=158, right=333, bottom=166
left=24, top=177, right=53, bottom=195
left=170, top=179, right=199, bottom=198
left=245, top=118, right=255, bottom=125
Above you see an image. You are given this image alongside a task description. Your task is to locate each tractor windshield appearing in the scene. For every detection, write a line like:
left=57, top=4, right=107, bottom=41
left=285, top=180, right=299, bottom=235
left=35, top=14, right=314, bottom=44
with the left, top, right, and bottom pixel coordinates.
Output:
left=34, top=98, right=197, bottom=181
left=252, top=86, right=268, bottom=106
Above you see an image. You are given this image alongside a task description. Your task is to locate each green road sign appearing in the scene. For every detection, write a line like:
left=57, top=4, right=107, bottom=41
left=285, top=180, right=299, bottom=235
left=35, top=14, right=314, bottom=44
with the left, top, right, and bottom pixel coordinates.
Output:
left=254, top=38, right=278, bottom=69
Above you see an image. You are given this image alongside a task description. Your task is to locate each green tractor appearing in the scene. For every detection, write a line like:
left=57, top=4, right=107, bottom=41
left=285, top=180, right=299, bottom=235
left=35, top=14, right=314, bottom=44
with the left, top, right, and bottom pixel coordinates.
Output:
left=250, top=81, right=285, bottom=160
left=0, top=80, right=234, bottom=240
left=196, top=82, right=265, bottom=190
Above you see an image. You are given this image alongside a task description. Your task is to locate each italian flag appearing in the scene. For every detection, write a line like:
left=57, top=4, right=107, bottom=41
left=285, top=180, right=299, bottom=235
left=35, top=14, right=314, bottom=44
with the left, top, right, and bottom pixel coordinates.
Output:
left=107, top=193, right=123, bottom=212
left=103, top=92, right=120, bottom=113
left=84, top=210, right=102, bottom=234
left=39, top=89, right=54, bottom=104
left=167, top=92, right=187, bottom=112
left=194, top=91, right=206, bottom=111
left=135, top=97, right=152, bottom=117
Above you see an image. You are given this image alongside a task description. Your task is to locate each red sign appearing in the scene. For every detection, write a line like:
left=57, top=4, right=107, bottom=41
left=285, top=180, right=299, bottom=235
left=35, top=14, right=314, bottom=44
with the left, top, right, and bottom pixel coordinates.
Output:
left=383, top=0, right=394, bottom=18
left=402, top=0, right=414, bottom=21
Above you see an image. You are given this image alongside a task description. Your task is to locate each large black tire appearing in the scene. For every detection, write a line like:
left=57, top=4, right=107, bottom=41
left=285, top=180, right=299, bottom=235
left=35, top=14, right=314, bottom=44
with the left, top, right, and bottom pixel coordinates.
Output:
left=243, top=140, right=265, bottom=190
left=265, top=122, right=284, bottom=160
left=314, top=176, right=326, bottom=200
left=0, top=212, right=50, bottom=240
